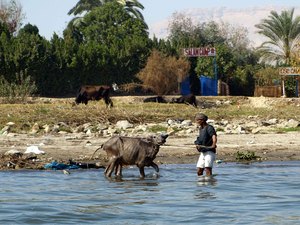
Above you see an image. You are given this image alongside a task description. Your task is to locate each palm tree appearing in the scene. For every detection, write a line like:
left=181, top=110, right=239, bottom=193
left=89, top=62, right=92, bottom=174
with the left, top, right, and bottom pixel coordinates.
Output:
left=67, top=0, right=146, bottom=33
left=68, top=0, right=100, bottom=16
left=117, top=0, right=145, bottom=21
left=255, top=8, right=300, bottom=65
left=68, top=0, right=144, bottom=20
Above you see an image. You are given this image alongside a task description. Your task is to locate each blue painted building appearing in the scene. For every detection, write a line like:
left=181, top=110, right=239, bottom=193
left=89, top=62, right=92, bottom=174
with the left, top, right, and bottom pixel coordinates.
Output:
left=180, top=76, right=217, bottom=96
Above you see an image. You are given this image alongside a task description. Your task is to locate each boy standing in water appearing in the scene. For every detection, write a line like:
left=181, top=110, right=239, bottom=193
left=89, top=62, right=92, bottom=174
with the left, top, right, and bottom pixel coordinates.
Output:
left=194, top=113, right=217, bottom=176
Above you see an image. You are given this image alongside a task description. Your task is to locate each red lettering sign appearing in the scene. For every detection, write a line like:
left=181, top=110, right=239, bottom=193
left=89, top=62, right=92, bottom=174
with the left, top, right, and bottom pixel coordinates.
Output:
left=183, top=47, right=216, bottom=57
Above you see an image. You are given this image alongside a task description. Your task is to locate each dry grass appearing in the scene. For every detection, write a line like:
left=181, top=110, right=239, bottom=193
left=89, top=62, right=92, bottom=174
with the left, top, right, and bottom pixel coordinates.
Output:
left=0, top=96, right=299, bottom=133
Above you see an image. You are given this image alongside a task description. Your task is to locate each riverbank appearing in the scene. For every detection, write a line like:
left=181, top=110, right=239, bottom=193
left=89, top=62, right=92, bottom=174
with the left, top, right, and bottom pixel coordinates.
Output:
left=1, top=131, right=299, bottom=170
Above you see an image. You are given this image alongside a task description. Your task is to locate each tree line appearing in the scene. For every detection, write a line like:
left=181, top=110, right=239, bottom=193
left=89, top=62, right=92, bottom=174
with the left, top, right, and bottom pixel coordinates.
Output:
left=0, top=0, right=299, bottom=98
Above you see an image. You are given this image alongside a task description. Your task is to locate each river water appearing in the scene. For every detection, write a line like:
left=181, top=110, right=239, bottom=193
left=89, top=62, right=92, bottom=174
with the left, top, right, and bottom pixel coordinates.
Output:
left=1, top=161, right=300, bottom=225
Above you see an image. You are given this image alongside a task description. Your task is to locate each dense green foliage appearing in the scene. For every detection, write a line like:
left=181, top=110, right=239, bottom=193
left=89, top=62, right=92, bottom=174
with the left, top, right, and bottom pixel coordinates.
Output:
left=1, top=2, right=150, bottom=96
left=63, top=3, right=150, bottom=88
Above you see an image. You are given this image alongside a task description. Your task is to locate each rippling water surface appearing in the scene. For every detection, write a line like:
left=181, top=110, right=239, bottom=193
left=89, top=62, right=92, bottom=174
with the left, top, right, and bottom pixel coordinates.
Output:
left=1, top=161, right=300, bottom=225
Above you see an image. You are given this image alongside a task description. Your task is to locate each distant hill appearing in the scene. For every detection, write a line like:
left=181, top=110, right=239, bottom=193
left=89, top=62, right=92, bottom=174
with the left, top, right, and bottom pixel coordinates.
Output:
left=148, top=6, right=300, bottom=47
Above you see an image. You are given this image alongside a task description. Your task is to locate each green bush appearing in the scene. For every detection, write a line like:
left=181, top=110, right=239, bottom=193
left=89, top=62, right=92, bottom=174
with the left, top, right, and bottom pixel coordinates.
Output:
left=276, top=127, right=300, bottom=133
left=0, top=72, right=37, bottom=103
left=235, top=150, right=260, bottom=161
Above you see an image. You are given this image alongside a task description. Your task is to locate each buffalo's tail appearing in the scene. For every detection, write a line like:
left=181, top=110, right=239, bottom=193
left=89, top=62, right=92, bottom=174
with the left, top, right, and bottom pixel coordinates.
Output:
left=90, top=144, right=103, bottom=160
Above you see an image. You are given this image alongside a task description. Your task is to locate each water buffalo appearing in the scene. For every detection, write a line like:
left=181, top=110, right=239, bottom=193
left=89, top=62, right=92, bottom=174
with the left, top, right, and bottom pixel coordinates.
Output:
left=75, top=83, right=118, bottom=107
left=98, top=134, right=168, bottom=178
left=171, top=94, right=197, bottom=107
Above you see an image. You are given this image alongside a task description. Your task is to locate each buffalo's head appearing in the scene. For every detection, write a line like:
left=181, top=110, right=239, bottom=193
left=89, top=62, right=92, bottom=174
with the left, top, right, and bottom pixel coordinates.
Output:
left=147, top=133, right=169, bottom=145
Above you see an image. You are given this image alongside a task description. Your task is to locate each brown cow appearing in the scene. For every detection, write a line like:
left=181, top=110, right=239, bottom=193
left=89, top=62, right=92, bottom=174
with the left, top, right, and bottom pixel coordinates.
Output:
left=97, top=134, right=168, bottom=178
left=171, top=94, right=197, bottom=107
left=75, top=83, right=118, bottom=107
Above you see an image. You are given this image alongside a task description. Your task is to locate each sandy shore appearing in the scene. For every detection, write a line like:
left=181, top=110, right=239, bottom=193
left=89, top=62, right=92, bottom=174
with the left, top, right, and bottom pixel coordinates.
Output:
left=0, top=132, right=299, bottom=170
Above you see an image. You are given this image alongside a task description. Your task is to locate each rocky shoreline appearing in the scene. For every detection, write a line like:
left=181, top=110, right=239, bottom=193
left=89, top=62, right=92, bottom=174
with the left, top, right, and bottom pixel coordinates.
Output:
left=1, top=115, right=299, bottom=171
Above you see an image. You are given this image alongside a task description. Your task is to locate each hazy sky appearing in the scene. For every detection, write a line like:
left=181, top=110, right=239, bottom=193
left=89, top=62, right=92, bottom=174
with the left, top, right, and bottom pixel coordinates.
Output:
left=18, top=0, right=300, bottom=43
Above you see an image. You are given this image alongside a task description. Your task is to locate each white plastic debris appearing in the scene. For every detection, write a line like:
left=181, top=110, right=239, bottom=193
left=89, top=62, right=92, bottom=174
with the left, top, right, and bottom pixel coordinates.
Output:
left=25, top=146, right=45, bottom=154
